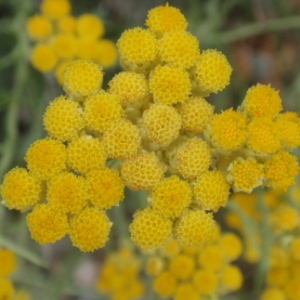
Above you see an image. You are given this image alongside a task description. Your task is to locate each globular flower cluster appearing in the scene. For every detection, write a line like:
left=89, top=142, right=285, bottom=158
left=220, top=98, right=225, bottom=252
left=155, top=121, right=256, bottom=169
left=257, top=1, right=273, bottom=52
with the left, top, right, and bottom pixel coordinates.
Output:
left=27, top=0, right=118, bottom=85
left=145, top=228, right=243, bottom=300
left=96, top=246, right=145, bottom=300
left=0, top=249, right=31, bottom=300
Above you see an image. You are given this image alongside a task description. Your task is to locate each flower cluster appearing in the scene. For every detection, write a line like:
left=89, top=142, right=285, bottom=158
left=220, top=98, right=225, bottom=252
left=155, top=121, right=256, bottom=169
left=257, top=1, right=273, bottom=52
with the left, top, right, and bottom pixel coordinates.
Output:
left=96, top=247, right=145, bottom=300
left=145, top=228, right=243, bottom=299
left=27, top=0, right=118, bottom=85
left=0, top=249, right=31, bottom=300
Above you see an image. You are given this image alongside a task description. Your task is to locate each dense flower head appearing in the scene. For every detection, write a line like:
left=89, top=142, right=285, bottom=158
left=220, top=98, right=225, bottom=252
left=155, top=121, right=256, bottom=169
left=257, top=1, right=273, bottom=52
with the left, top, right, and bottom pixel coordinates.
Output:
left=209, top=108, right=247, bottom=151
left=26, top=14, right=53, bottom=40
left=146, top=256, right=164, bottom=276
left=26, top=204, right=69, bottom=244
left=76, top=14, right=105, bottom=39
left=69, top=207, right=112, bottom=252
left=271, top=205, right=299, bottom=232
left=95, top=39, right=118, bottom=68
left=76, top=37, right=99, bottom=61
left=193, top=269, right=218, bottom=295
left=52, top=33, right=78, bottom=59
left=0, top=167, right=42, bottom=211
left=102, top=119, right=141, bottom=159
left=153, top=271, right=178, bottom=297
left=260, top=288, right=286, bottom=300
left=220, top=265, right=243, bottom=292
left=0, top=278, right=15, bottom=299
left=47, top=172, right=88, bottom=214
left=149, top=65, right=191, bottom=105
left=0, top=249, right=16, bottom=277
left=25, top=138, right=66, bottom=180
left=178, top=96, right=214, bottom=134
left=242, top=84, right=282, bottom=118
left=197, top=244, right=225, bottom=271
left=86, top=168, right=124, bottom=209
left=142, top=103, right=182, bottom=146
left=43, top=95, right=84, bottom=141
left=54, top=59, right=72, bottom=85
left=193, top=170, right=230, bottom=212
left=31, top=44, right=57, bottom=72
left=120, top=151, right=165, bottom=191
left=158, top=30, right=200, bottom=69
left=150, top=175, right=192, bottom=218
left=108, top=72, right=149, bottom=106
left=146, top=4, right=188, bottom=37
left=162, top=239, right=180, bottom=258
left=170, top=254, right=195, bottom=280
left=194, top=49, right=232, bottom=94
left=63, top=59, right=104, bottom=99
left=83, top=91, right=123, bottom=133
left=219, top=233, right=243, bottom=261
left=40, top=0, right=71, bottom=18
left=175, top=210, right=216, bottom=247
left=57, top=15, right=76, bottom=33
left=66, top=136, right=107, bottom=174
left=129, top=208, right=172, bottom=250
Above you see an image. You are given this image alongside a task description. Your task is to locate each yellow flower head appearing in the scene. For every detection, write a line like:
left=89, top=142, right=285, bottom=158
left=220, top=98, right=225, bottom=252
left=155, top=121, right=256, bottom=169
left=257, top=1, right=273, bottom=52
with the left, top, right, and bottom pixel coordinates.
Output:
left=149, top=65, right=191, bottom=105
left=0, top=167, right=42, bottom=211
left=271, top=205, right=299, bottom=232
left=285, top=279, right=300, bottom=300
left=0, top=278, right=15, bottom=299
left=57, top=15, right=76, bottom=33
left=69, top=207, right=112, bottom=252
left=227, top=157, right=264, bottom=193
left=266, top=266, right=289, bottom=287
left=41, top=0, right=71, bottom=19
left=27, top=14, right=53, bottom=40
left=264, top=150, right=299, bottom=191
left=52, top=33, right=78, bottom=59
left=179, top=96, right=214, bottom=134
left=26, top=204, right=69, bottom=244
left=54, top=59, right=72, bottom=86
left=103, top=119, right=141, bottom=159
left=291, top=238, right=300, bottom=260
left=193, top=170, right=230, bottom=212
left=66, top=136, right=107, bottom=175
left=146, top=4, right=187, bottom=37
left=260, top=288, right=286, bottom=300
left=220, top=233, right=243, bottom=261
left=43, top=95, right=84, bottom=141
left=192, top=270, right=218, bottom=295
left=142, top=103, right=182, bottom=146
left=146, top=256, right=164, bottom=276
left=120, top=151, right=165, bottom=191
left=170, top=254, right=195, bottom=280
left=209, top=108, right=247, bottom=151
left=174, top=283, right=199, bottom=300
left=108, top=71, right=149, bottom=106
left=25, top=138, right=66, bottom=180
left=171, top=137, right=211, bottom=180
left=151, top=176, right=192, bottom=218
left=117, top=27, right=158, bottom=71
left=198, top=245, right=225, bottom=271
left=84, top=91, right=123, bottom=133
left=47, top=172, right=88, bottom=214
left=76, top=37, right=99, bottom=60
left=129, top=208, right=172, bottom=250
left=76, top=14, right=105, bottom=39
left=153, top=271, right=178, bottom=297
left=0, top=249, right=16, bottom=277
left=194, top=49, right=232, bottom=94
left=31, top=44, right=57, bottom=72
left=162, top=239, right=180, bottom=258
left=220, top=265, right=243, bottom=292
left=175, top=209, right=216, bottom=247
left=242, top=84, right=282, bottom=118
left=63, top=59, right=104, bottom=99
left=158, top=30, right=200, bottom=69
left=247, top=117, right=281, bottom=154
left=86, top=167, right=124, bottom=209
left=95, top=39, right=118, bottom=68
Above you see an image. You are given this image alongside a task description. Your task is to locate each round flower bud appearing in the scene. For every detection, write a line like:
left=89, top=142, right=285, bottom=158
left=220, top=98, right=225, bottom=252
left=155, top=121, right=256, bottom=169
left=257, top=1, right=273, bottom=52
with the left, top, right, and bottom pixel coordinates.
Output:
left=52, top=33, right=78, bottom=59
left=198, top=245, right=225, bottom=271
left=192, top=270, right=218, bottom=294
left=220, top=233, right=243, bottom=261
left=41, top=0, right=71, bottom=19
left=57, top=15, right=76, bottom=33
left=153, top=271, right=178, bottom=297
left=0, top=278, right=15, bottom=299
left=170, top=254, right=195, bottom=280
left=77, top=14, right=105, bottom=39
left=95, top=39, right=118, bottom=68
left=174, top=283, right=199, bottom=300
left=0, top=249, right=16, bottom=277
left=31, top=44, right=57, bottom=72
left=27, top=14, right=53, bottom=40
left=220, top=265, right=243, bottom=292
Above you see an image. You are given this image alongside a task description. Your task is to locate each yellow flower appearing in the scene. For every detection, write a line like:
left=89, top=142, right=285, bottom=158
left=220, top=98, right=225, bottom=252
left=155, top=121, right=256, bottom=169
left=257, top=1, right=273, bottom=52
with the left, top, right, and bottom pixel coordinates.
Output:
left=146, top=256, right=164, bottom=276
left=193, top=170, right=230, bottom=212
left=266, top=266, right=289, bottom=287
left=52, top=33, right=78, bottom=59
left=158, top=30, right=200, bottom=69
left=27, top=204, right=69, bottom=244
left=47, top=172, right=88, bottom=214
left=26, top=14, right=53, bottom=40
left=219, top=233, right=243, bottom=261
left=95, top=39, right=118, bottom=68
left=86, top=168, right=124, bottom=209
left=291, top=238, right=300, bottom=260
left=43, top=95, right=84, bottom=141
left=41, top=0, right=71, bottom=19
left=54, top=59, right=72, bottom=85
left=129, top=208, right=172, bottom=250
left=162, top=239, right=180, bottom=258
left=285, top=279, right=300, bottom=300
left=242, top=84, right=282, bottom=118
left=264, top=150, right=299, bottom=191
left=175, top=209, right=216, bottom=247
left=76, top=14, right=105, bottom=39
left=153, top=271, right=178, bottom=297
left=57, top=15, right=76, bottom=33
left=66, top=136, right=107, bottom=175
left=174, top=283, right=199, bottom=300
left=0, top=167, right=42, bottom=210
left=76, top=37, right=99, bottom=60
left=31, top=44, right=57, bottom=72
left=260, top=288, right=286, bottom=300
left=142, top=103, right=182, bottom=146
left=220, top=265, right=243, bottom=292
left=149, top=65, right=191, bottom=105
left=0, top=278, right=15, bottom=299
left=69, top=207, right=112, bottom=252
left=146, top=4, right=187, bottom=37
left=120, top=151, right=165, bottom=191
left=150, top=176, right=192, bottom=218
left=170, top=254, right=195, bottom=280
left=271, top=205, right=299, bottom=231
left=178, top=96, right=214, bottom=134
left=25, top=138, right=66, bottom=180
left=83, top=91, right=123, bottom=133
left=0, top=249, right=16, bottom=277
left=194, top=49, right=232, bottom=94
left=197, top=245, right=225, bottom=271
left=192, top=270, right=218, bottom=295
